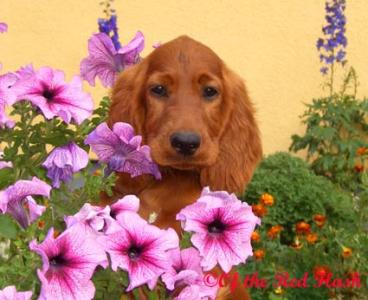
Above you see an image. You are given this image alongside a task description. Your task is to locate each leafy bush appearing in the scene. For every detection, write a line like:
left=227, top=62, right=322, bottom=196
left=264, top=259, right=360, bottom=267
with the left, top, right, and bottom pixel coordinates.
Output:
left=290, top=86, right=368, bottom=192
left=238, top=152, right=368, bottom=300
left=243, top=152, right=354, bottom=237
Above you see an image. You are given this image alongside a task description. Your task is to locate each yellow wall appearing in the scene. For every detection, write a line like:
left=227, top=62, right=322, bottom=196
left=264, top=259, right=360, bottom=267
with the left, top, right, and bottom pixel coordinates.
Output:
left=1, top=0, right=368, bottom=155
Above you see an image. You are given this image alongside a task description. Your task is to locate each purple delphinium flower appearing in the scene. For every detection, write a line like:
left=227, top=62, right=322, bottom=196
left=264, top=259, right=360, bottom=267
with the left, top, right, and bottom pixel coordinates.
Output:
left=317, top=0, right=347, bottom=74
left=0, top=73, right=18, bottom=128
left=30, top=224, right=108, bottom=300
left=98, top=14, right=121, bottom=50
left=85, top=122, right=161, bottom=179
left=42, top=142, right=89, bottom=188
left=0, top=177, right=50, bottom=229
left=0, top=285, right=32, bottom=300
left=13, top=67, right=93, bottom=124
left=103, top=212, right=179, bottom=291
left=162, top=247, right=203, bottom=291
left=0, top=22, right=7, bottom=33
left=177, top=187, right=260, bottom=273
left=80, top=31, right=144, bottom=87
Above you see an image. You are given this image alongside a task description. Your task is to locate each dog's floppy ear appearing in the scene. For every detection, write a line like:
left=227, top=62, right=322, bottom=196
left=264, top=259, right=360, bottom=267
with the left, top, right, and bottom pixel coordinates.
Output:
left=200, top=67, right=262, bottom=194
left=108, top=61, right=147, bottom=135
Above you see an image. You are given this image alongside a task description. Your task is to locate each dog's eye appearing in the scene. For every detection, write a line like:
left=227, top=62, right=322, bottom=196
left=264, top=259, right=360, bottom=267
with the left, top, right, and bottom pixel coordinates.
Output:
left=202, top=86, right=218, bottom=100
left=150, top=85, right=168, bottom=97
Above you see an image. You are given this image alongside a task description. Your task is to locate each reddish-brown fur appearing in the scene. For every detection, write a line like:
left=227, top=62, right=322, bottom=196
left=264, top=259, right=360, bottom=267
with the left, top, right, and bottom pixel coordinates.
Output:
left=104, top=36, right=262, bottom=300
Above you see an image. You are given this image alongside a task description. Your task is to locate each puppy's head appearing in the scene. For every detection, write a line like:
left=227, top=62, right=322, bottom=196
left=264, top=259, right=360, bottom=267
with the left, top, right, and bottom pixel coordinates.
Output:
left=109, top=36, right=262, bottom=193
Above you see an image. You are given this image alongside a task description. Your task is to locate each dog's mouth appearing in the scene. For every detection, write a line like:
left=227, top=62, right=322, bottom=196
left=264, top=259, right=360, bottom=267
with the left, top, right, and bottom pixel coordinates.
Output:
left=152, top=151, right=215, bottom=172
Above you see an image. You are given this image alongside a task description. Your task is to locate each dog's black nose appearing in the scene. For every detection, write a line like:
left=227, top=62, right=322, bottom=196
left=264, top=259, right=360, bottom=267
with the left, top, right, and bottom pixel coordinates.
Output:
left=170, top=132, right=201, bottom=156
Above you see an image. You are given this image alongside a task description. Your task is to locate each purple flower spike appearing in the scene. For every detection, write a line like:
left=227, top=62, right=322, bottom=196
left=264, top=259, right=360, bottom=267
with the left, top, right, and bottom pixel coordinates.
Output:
left=104, top=212, right=179, bottom=291
left=0, top=285, right=32, bottom=300
left=80, top=31, right=144, bottom=87
left=177, top=187, right=260, bottom=273
left=98, top=15, right=121, bottom=50
left=85, top=122, right=161, bottom=179
left=13, top=67, right=93, bottom=124
left=317, top=0, right=347, bottom=74
left=42, top=143, right=89, bottom=188
left=29, top=224, right=108, bottom=300
left=0, top=177, right=50, bottom=228
left=0, top=22, right=7, bottom=33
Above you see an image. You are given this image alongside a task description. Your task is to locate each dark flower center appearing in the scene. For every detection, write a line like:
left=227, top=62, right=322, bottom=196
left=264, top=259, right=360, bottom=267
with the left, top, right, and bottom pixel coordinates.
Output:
left=42, top=89, right=55, bottom=101
left=208, top=219, right=226, bottom=234
left=110, top=209, right=117, bottom=219
left=49, top=254, right=66, bottom=267
left=128, top=245, right=142, bottom=260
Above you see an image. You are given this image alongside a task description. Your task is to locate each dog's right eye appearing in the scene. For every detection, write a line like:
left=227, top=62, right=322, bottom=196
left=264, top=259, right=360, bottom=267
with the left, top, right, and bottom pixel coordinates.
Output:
left=150, top=85, right=168, bottom=97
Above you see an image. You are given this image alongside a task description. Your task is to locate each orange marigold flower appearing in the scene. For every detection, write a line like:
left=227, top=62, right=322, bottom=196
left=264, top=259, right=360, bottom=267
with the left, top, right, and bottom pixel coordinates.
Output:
left=260, top=193, right=274, bottom=206
left=313, top=265, right=331, bottom=279
left=313, top=214, right=326, bottom=228
left=295, top=221, right=311, bottom=235
left=267, top=225, right=283, bottom=239
left=356, top=147, right=368, bottom=156
left=354, top=163, right=364, bottom=172
left=254, top=249, right=265, bottom=260
left=251, top=231, right=261, bottom=243
left=342, top=246, right=352, bottom=258
left=291, top=237, right=303, bottom=250
left=37, top=220, right=45, bottom=229
left=252, top=204, right=267, bottom=218
left=306, top=232, right=318, bottom=244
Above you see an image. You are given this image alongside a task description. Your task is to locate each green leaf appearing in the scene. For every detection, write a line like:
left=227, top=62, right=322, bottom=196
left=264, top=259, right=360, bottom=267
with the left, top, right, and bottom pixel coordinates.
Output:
left=0, top=215, right=18, bottom=239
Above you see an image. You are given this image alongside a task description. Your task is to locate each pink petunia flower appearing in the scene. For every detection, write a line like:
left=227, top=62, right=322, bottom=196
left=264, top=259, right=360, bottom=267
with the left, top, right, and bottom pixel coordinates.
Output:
left=42, top=142, right=89, bottom=188
left=64, top=195, right=140, bottom=235
left=0, top=285, right=32, bottom=300
left=152, top=41, right=162, bottom=48
left=80, top=31, right=144, bottom=87
left=0, top=73, right=18, bottom=128
left=13, top=67, right=93, bottom=124
left=85, top=122, right=161, bottom=179
left=103, top=212, right=179, bottom=291
left=110, top=195, right=140, bottom=219
left=175, top=283, right=218, bottom=300
left=0, top=22, right=7, bottom=33
left=177, top=187, right=260, bottom=273
left=162, top=247, right=203, bottom=291
left=0, top=151, right=12, bottom=169
left=0, top=177, right=50, bottom=229
left=29, top=224, right=108, bottom=300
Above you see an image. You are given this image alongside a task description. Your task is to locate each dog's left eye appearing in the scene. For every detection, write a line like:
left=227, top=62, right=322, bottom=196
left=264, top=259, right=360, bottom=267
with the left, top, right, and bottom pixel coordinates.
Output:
left=202, top=86, right=219, bottom=100
left=150, top=85, right=168, bottom=97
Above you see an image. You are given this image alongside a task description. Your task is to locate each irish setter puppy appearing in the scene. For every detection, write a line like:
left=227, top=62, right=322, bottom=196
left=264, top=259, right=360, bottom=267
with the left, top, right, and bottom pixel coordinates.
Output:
left=105, top=36, right=262, bottom=300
